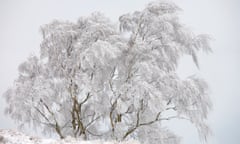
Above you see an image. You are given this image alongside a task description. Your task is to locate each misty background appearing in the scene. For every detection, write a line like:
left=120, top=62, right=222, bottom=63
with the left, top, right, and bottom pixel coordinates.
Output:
left=0, top=0, right=239, bottom=144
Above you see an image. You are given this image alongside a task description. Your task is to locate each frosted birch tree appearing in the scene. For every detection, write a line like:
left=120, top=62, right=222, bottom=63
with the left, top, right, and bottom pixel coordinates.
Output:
left=3, top=1, right=212, bottom=144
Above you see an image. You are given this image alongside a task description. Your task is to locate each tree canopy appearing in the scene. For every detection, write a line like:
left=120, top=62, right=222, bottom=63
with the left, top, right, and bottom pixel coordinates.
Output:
left=3, top=1, right=212, bottom=144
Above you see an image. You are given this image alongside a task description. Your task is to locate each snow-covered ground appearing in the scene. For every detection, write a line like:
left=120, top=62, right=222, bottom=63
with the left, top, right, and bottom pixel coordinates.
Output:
left=0, top=129, right=139, bottom=144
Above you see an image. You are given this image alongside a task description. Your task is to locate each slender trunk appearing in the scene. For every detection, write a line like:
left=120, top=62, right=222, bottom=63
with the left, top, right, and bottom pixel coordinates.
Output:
left=55, top=122, right=64, bottom=139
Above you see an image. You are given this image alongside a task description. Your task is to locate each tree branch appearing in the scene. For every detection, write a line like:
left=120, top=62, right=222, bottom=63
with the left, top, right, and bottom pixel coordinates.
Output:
left=39, top=99, right=64, bottom=139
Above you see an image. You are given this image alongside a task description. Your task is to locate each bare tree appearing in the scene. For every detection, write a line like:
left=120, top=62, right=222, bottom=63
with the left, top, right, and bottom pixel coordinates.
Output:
left=3, top=1, right=212, bottom=144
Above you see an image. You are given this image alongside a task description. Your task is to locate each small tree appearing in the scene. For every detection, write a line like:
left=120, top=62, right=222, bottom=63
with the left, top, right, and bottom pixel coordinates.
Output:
left=3, top=1, right=212, bottom=144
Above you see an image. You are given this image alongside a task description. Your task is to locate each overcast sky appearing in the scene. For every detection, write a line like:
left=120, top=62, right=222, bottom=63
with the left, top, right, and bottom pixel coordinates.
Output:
left=0, top=0, right=239, bottom=144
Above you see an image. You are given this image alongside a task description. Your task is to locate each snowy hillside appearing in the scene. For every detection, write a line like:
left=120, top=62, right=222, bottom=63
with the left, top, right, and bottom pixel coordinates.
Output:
left=0, top=130, right=139, bottom=144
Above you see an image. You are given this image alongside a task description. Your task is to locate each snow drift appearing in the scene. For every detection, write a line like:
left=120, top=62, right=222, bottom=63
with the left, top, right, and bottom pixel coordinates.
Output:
left=0, top=129, right=139, bottom=144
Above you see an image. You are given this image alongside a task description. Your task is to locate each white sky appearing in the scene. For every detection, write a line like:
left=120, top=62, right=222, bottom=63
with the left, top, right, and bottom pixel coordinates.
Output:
left=0, top=0, right=239, bottom=144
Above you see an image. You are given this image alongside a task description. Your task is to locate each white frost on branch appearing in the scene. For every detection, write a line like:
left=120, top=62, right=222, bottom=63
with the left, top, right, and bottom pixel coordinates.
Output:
left=3, top=1, right=212, bottom=144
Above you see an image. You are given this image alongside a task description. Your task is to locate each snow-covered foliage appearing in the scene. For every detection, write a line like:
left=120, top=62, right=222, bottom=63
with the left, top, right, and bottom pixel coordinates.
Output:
left=0, top=129, right=139, bottom=144
left=3, top=1, right=212, bottom=144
